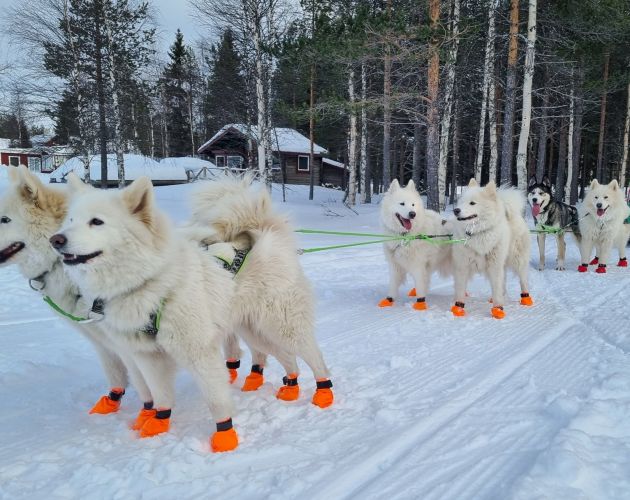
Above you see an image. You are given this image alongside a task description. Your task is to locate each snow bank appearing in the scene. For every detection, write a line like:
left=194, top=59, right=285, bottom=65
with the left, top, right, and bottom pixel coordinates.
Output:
left=50, top=154, right=187, bottom=182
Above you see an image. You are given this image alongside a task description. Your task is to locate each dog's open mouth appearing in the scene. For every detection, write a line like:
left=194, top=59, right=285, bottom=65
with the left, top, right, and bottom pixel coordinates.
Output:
left=596, top=207, right=608, bottom=217
left=61, top=250, right=102, bottom=266
left=396, top=213, right=412, bottom=231
left=457, top=214, right=478, bottom=221
left=0, top=242, right=25, bottom=263
left=531, top=203, right=541, bottom=217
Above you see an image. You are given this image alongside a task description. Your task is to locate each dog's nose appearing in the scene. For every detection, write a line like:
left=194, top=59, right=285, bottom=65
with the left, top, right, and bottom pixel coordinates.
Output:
left=453, top=208, right=461, bottom=216
left=596, top=202, right=602, bottom=209
left=532, top=198, right=538, bottom=204
left=50, top=233, right=67, bottom=250
left=409, top=211, right=416, bottom=219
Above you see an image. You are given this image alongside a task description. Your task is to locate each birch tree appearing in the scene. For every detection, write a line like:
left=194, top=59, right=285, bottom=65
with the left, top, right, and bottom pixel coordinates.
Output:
left=360, top=62, right=370, bottom=203
left=347, top=68, right=358, bottom=205
left=621, top=74, right=630, bottom=187
left=437, top=0, right=460, bottom=209
left=564, top=78, right=575, bottom=202
left=596, top=51, right=610, bottom=181
left=382, top=0, right=392, bottom=190
left=515, top=0, right=538, bottom=191
left=425, top=0, right=441, bottom=210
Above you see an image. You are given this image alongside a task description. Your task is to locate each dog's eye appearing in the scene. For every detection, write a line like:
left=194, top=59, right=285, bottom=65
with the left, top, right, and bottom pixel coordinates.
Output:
left=594, top=196, right=598, bottom=199
left=0, top=216, right=10, bottom=224
left=412, top=204, right=415, bottom=207
left=89, top=218, right=104, bottom=226
left=469, top=201, right=476, bottom=206
left=399, top=202, right=405, bottom=206
left=604, top=196, right=608, bottom=199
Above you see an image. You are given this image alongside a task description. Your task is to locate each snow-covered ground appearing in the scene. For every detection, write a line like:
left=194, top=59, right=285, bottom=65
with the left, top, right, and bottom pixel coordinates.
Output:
left=2, top=176, right=630, bottom=499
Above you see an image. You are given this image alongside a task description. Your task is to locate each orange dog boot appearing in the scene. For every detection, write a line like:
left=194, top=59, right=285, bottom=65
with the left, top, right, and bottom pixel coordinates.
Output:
left=241, top=365, right=264, bottom=392
left=211, top=419, right=238, bottom=453
left=89, top=388, right=125, bottom=414
left=139, top=409, right=171, bottom=438
left=618, top=257, right=628, bottom=267
left=408, top=288, right=417, bottom=297
left=276, top=374, right=300, bottom=401
left=491, top=306, right=505, bottom=319
left=590, top=256, right=599, bottom=265
left=412, top=298, right=427, bottom=311
left=595, top=264, right=607, bottom=274
left=131, top=403, right=156, bottom=430
left=312, top=380, right=334, bottom=408
left=226, top=359, right=240, bottom=384
left=520, top=293, right=534, bottom=306
left=378, top=297, right=394, bottom=307
left=451, top=302, right=466, bottom=317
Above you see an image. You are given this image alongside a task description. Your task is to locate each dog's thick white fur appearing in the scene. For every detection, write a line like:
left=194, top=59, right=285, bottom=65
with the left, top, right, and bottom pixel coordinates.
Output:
left=379, top=179, right=451, bottom=308
left=450, top=179, right=532, bottom=316
left=187, top=175, right=332, bottom=405
left=54, top=174, right=238, bottom=445
left=578, top=179, right=630, bottom=270
left=0, top=166, right=142, bottom=403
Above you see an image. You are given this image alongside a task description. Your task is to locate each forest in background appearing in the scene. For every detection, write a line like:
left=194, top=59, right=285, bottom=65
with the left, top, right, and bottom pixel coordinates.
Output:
left=0, top=0, right=629, bottom=208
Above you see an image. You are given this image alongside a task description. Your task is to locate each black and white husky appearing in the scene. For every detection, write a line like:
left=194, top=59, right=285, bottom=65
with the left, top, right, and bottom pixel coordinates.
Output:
left=527, top=176, right=581, bottom=271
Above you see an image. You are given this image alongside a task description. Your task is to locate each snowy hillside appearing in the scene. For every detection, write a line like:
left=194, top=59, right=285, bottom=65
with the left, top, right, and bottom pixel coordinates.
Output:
left=2, top=179, right=630, bottom=499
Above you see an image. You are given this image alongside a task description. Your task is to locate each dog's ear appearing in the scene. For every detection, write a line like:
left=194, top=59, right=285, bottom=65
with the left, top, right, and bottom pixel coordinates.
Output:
left=528, top=175, right=537, bottom=188
left=406, top=179, right=416, bottom=191
left=468, top=178, right=478, bottom=188
left=14, top=165, right=44, bottom=204
left=590, top=179, right=600, bottom=189
left=542, top=176, right=551, bottom=188
left=122, top=176, right=154, bottom=225
left=609, top=179, right=619, bottom=191
left=66, top=172, right=90, bottom=194
left=389, top=179, right=400, bottom=192
left=485, top=180, right=497, bottom=197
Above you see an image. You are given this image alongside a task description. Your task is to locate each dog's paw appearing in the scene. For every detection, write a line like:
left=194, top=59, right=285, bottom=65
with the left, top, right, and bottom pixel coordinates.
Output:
left=538, top=265, right=545, bottom=271
left=131, top=408, right=156, bottom=430
left=491, top=306, right=506, bottom=319
left=589, top=256, right=599, bottom=266
left=618, top=258, right=628, bottom=267
left=595, top=265, right=607, bottom=274
left=89, top=392, right=123, bottom=415
left=276, top=385, right=300, bottom=401
left=211, top=427, right=239, bottom=453
left=312, top=388, right=334, bottom=408
left=451, top=304, right=466, bottom=317
left=378, top=297, right=394, bottom=307
left=555, top=265, right=565, bottom=271
left=139, top=414, right=170, bottom=438
left=412, top=299, right=427, bottom=311
left=407, top=288, right=417, bottom=297
left=577, top=264, right=588, bottom=273
left=241, top=372, right=264, bottom=392
left=520, top=293, right=534, bottom=306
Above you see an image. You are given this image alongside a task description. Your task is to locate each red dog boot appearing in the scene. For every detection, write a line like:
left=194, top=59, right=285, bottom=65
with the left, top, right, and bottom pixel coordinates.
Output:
left=618, top=257, right=628, bottom=267
left=491, top=306, right=506, bottom=319
left=520, top=293, right=534, bottom=306
left=139, top=408, right=171, bottom=438
left=312, top=379, right=334, bottom=408
left=226, top=359, right=240, bottom=384
left=451, top=301, right=466, bottom=317
left=241, top=364, right=264, bottom=392
left=276, top=374, right=300, bottom=401
left=378, top=297, right=394, bottom=307
left=577, top=263, right=588, bottom=273
left=589, top=256, right=599, bottom=265
left=407, top=288, right=417, bottom=297
left=412, top=297, right=427, bottom=311
left=89, top=387, right=125, bottom=414
left=211, top=418, right=239, bottom=453
left=595, top=264, right=607, bottom=274
left=131, top=402, right=156, bottom=430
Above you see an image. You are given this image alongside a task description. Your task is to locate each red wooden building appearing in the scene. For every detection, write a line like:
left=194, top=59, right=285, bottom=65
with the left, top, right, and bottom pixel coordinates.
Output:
left=0, top=148, right=54, bottom=173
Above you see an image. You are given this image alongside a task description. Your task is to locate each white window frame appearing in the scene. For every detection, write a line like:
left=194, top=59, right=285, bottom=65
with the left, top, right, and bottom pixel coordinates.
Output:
left=215, top=155, right=226, bottom=168
left=297, top=155, right=310, bottom=172
left=8, top=155, right=20, bottom=167
left=28, top=156, right=41, bottom=172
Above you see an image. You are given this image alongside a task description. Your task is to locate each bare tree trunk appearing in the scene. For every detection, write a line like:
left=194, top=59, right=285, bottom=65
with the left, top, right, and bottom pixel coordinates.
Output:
left=555, top=119, right=568, bottom=201
left=565, top=80, right=575, bottom=203
left=474, top=0, right=498, bottom=182
left=570, top=65, right=584, bottom=204
left=438, top=0, right=460, bottom=209
left=499, top=0, right=520, bottom=186
left=596, top=50, right=610, bottom=181
left=535, top=84, right=549, bottom=181
left=308, top=62, right=316, bottom=199
left=425, top=0, right=441, bottom=210
left=253, top=14, right=269, bottom=186
left=621, top=76, right=630, bottom=187
left=149, top=112, right=155, bottom=159
left=451, top=99, right=460, bottom=205
left=94, top=1, right=108, bottom=188
left=348, top=69, right=358, bottom=205
left=360, top=62, right=370, bottom=203
left=382, top=0, right=392, bottom=190
left=487, top=0, right=498, bottom=183
left=412, top=122, right=422, bottom=187
left=515, top=0, right=537, bottom=191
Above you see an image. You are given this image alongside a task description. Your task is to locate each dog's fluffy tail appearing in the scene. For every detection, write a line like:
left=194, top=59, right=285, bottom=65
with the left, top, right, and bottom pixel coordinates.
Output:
left=498, top=187, right=526, bottom=220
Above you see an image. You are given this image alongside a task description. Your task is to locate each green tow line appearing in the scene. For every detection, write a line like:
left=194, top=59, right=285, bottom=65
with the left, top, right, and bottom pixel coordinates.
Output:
left=295, top=229, right=466, bottom=254
left=43, top=295, right=89, bottom=322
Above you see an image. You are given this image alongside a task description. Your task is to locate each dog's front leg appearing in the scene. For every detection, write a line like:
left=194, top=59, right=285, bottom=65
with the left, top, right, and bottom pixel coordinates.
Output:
left=556, top=233, right=566, bottom=270
left=596, top=238, right=613, bottom=273
left=537, top=233, right=546, bottom=271
left=409, top=264, right=431, bottom=310
left=379, top=256, right=405, bottom=307
left=450, top=256, right=469, bottom=317
left=487, top=255, right=506, bottom=319
left=578, top=237, right=594, bottom=272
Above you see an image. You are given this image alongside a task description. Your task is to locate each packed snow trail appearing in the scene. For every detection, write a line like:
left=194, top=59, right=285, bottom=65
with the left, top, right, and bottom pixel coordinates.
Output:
left=1, top=180, right=630, bottom=499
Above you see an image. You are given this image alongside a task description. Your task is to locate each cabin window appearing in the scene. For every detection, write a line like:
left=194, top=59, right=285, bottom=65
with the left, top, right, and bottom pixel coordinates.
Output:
left=28, top=157, right=41, bottom=172
left=9, top=156, right=19, bottom=167
left=215, top=155, right=226, bottom=168
left=227, top=155, right=244, bottom=169
left=297, top=155, right=309, bottom=172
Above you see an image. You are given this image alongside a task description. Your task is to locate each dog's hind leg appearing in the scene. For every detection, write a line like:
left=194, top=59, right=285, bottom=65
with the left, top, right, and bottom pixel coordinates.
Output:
left=294, top=336, right=334, bottom=409
left=241, top=345, right=267, bottom=392
left=616, top=227, right=629, bottom=266
left=379, top=259, right=405, bottom=307
left=487, top=257, right=506, bottom=318
left=556, top=234, right=566, bottom=271
left=222, top=333, right=242, bottom=384
left=274, top=350, right=301, bottom=402
left=537, top=233, right=546, bottom=271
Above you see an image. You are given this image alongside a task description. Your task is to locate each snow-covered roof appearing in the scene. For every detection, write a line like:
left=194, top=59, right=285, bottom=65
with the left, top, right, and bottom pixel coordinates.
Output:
left=0, top=138, right=10, bottom=149
left=160, top=156, right=216, bottom=173
left=0, top=147, right=50, bottom=155
left=322, top=157, right=345, bottom=170
left=198, top=124, right=327, bottom=155
left=50, top=154, right=188, bottom=182
left=31, top=134, right=54, bottom=146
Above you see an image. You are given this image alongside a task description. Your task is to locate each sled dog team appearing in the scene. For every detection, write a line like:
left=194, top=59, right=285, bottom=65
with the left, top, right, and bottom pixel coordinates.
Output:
left=379, top=175, right=630, bottom=319
left=1, top=166, right=628, bottom=452
left=0, top=166, right=333, bottom=453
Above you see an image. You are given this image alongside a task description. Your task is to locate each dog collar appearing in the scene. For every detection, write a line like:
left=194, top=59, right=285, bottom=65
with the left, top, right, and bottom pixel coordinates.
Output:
left=214, top=247, right=250, bottom=276
left=28, top=261, right=60, bottom=292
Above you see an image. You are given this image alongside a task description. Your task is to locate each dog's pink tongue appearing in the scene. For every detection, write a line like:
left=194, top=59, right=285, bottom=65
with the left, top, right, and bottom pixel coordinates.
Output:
left=403, top=218, right=412, bottom=231
left=531, top=203, right=541, bottom=217
left=597, top=208, right=605, bottom=217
